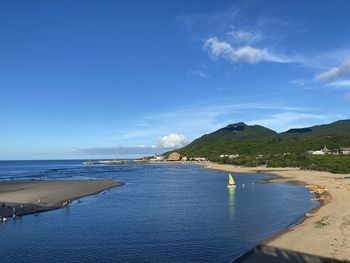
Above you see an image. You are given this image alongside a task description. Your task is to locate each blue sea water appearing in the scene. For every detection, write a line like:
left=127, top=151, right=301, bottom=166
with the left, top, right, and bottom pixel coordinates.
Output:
left=0, top=160, right=318, bottom=263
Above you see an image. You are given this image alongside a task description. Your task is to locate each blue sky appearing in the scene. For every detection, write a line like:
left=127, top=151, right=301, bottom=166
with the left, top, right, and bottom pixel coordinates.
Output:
left=1, top=0, right=350, bottom=159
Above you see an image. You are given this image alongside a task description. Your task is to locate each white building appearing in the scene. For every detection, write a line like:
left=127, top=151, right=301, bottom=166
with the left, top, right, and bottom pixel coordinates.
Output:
left=150, top=155, right=164, bottom=161
left=220, top=154, right=239, bottom=159
left=340, top=148, right=350, bottom=155
left=310, top=150, right=325, bottom=155
left=193, top=157, right=206, bottom=162
left=308, top=146, right=329, bottom=155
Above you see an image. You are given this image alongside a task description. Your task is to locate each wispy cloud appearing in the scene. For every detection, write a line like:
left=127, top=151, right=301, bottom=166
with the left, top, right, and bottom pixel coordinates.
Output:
left=226, top=28, right=262, bottom=44
left=188, top=69, right=210, bottom=78
left=116, top=102, right=310, bottom=142
left=204, top=37, right=292, bottom=64
left=177, top=2, right=350, bottom=72
left=289, top=79, right=306, bottom=86
left=326, top=79, right=350, bottom=89
left=175, top=5, right=241, bottom=38
left=177, top=2, right=302, bottom=66
left=71, top=146, right=172, bottom=156
left=314, top=60, right=350, bottom=101
left=304, top=49, right=350, bottom=70
left=247, top=112, right=344, bottom=132
left=315, top=59, right=350, bottom=81
left=196, top=6, right=302, bottom=66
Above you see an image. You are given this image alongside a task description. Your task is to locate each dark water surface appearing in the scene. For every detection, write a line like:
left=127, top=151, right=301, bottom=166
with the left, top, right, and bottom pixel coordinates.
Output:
left=0, top=160, right=318, bottom=263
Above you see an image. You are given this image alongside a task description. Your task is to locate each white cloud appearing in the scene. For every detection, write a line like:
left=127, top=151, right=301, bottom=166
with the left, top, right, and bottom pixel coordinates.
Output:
left=158, top=133, right=188, bottom=148
left=326, top=79, right=350, bottom=88
left=204, top=37, right=291, bottom=64
left=315, top=59, right=350, bottom=81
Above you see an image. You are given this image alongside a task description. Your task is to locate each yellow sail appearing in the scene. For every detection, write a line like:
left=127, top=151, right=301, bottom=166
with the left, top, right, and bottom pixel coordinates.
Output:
left=228, top=174, right=235, bottom=185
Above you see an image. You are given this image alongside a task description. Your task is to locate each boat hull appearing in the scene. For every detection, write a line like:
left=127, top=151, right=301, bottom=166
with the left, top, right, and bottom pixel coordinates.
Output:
left=227, top=185, right=236, bottom=188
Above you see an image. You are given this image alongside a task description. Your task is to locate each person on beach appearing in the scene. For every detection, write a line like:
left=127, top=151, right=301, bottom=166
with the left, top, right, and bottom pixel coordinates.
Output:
left=12, top=207, right=16, bottom=219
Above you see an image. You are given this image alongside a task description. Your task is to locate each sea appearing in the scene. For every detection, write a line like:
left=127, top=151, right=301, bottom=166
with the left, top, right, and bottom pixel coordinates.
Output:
left=0, top=160, right=318, bottom=263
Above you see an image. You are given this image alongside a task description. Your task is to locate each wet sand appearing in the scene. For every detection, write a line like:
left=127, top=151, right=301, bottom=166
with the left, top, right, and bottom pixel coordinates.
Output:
left=202, top=163, right=350, bottom=262
left=0, top=179, right=123, bottom=218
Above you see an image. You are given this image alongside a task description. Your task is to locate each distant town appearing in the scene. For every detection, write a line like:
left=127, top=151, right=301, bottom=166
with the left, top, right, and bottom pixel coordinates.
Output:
left=307, top=146, right=350, bottom=155
left=82, top=152, right=207, bottom=165
left=82, top=145, right=350, bottom=166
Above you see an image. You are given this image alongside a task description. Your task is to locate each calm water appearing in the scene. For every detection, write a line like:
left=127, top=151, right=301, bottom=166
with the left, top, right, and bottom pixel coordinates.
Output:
left=0, top=160, right=318, bottom=263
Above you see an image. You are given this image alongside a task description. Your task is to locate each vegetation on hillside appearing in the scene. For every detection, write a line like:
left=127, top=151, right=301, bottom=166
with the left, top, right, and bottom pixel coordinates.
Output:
left=172, top=120, right=350, bottom=174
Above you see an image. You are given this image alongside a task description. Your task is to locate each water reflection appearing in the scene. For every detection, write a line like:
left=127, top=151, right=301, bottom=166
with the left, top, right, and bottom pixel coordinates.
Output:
left=228, top=187, right=236, bottom=218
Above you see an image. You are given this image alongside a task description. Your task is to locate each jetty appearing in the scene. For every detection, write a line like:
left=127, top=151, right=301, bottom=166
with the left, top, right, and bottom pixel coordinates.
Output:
left=82, top=160, right=147, bottom=165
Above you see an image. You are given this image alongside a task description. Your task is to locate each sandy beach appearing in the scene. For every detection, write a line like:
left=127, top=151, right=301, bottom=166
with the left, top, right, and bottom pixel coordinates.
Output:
left=203, top=162, right=350, bottom=262
left=0, top=179, right=123, bottom=218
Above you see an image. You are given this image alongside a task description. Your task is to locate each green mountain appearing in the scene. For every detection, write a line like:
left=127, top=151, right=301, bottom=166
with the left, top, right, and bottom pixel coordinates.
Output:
left=173, top=119, right=350, bottom=173
left=192, top=122, right=277, bottom=143
left=281, top=120, right=350, bottom=137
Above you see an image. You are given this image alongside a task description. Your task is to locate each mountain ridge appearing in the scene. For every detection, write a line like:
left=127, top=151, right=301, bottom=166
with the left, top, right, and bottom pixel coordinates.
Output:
left=171, top=119, right=350, bottom=173
left=280, top=120, right=350, bottom=137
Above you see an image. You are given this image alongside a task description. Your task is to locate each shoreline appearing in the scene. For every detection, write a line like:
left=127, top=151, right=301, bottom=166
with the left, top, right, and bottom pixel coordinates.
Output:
left=0, top=179, right=123, bottom=219
left=202, top=162, right=350, bottom=262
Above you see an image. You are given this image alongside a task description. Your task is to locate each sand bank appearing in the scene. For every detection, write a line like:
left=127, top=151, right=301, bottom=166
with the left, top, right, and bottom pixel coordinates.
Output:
left=203, top=162, right=350, bottom=262
left=0, top=179, right=123, bottom=218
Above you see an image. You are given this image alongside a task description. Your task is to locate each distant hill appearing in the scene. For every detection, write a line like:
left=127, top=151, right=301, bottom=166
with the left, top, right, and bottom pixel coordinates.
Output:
left=192, top=122, right=277, bottom=143
left=171, top=119, right=350, bottom=173
left=281, top=120, right=350, bottom=137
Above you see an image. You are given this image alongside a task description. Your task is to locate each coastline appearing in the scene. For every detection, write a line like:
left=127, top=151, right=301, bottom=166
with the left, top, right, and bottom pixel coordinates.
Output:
left=0, top=179, right=123, bottom=218
left=202, top=162, right=350, bottom=262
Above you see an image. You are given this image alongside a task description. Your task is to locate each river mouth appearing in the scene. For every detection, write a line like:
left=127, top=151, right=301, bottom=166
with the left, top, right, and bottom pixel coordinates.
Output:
left=0, top=161, right=318, bottom=263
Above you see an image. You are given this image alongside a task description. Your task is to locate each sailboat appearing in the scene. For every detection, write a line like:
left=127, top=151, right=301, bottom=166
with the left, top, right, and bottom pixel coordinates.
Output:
left=227, top=173, right=236, bottom=188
